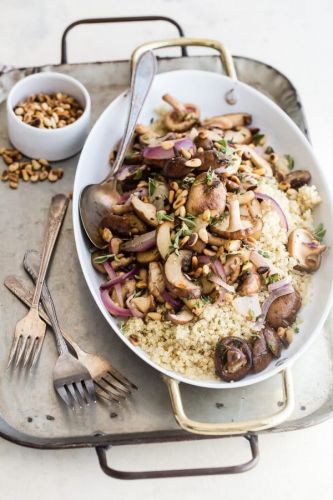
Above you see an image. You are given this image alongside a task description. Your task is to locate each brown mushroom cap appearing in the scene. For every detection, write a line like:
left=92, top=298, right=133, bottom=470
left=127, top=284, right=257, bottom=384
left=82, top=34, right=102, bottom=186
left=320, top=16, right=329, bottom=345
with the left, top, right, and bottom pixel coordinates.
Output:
left=211, top=197, right=261, bottom=240
left=237, top=272, right=261, bottom=296
left=163, top=94, right=200, bottom=132
left=224, top=127, right=252, bottom=145
left=285, top=170, right=311, bottom=189
left=252, top=332, right=273, bottom=373
left=215, top=336, right=253, bottom=381
left=263, top=326, right=282, bottom=358
left=131, top=195, right=158, bottom=227
left=164, top=250, right=201, bottom=299
left=148, top=262, right=165, bottom=303
left=186, top=172, right=227, bottom=216
left=156, top=221, right=173, bottom=260
left=288, top=228, right=326, bottom=272
left=167, top=309, right=194, bottom=325
left=266, top=290, right=302, bottom=329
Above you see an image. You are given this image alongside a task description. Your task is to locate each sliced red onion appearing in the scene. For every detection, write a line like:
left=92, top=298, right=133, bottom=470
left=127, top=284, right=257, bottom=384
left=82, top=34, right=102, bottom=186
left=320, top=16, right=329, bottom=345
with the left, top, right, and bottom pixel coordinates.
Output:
left=255, top=192, right=289, bottom=231
left=303, top=242, right=320, bottom=249
left=126, top=294, right=144, bottom=318
left=122, top=230, right=156, bottom=253
left=100, top=289, right=132, bottom=318
left=104, top=262, right=124, bottom=306
left=161, top=289, right=182, bottom=310
left=197, top=255, right=211, bottom=264
left=254, top=283, right=294, bottom=330
left=116, top=164, right=146, bottom=181
left=100, top=267, right=139, bottom=290
left=211, top=259, right=227, bottom=281
left=268, top=276, right=291, bottom=293
left=174, top=137, right=196, bottom=153
left=209, top=274, right=235, bottom=293
left=143, top=144, right=175, bottom=160
left=214, top=166, right=227, bottom=174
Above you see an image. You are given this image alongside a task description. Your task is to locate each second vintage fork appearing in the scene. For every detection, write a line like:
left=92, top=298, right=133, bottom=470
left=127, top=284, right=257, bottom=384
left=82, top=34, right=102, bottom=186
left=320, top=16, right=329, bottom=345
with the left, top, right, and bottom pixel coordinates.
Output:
left=7, top=194, right=69, bottom=368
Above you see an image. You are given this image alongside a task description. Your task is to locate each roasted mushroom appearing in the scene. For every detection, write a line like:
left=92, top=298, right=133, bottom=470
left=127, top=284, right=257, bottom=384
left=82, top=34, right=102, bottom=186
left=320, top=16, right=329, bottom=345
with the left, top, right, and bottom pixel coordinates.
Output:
left=266, top=289, right=302, bottom=329
left=131, top=294, right=155, bottom=314
left=224, top=255, right=242, bottom=284
left=288, top=228, right=326, bottom=272
left=263, top=326, right=282, bottom=358
left=215, top=337, right=253, bottom=381
left=149, top=180, right=169, bottom=210
left=212, top=196, right=261, bottom=240
left=156, top=221, right=173, bottom=260
left=285, top=170, right=311, bottom=189
left=203, top=113, right=252, bottom=130
left=131, top=195, right=158, bottom=227
left=252, top=332, right=273, bottom=373
left=163, top=156, right=194, bottom=178
left=148, top=262, right=165, bottom=303
left=163, top=94, right=199, bottom=132
left=237, top=272, right=261, bottom=296
left=167, top=309, right=194, bottom=325
left=224, top=127, right=252, bottom=145
left=164, top=250, right=201, bottom=298
left=186, top=172, right=227, bottom=216
left=91, top=251, right=108, bottom=274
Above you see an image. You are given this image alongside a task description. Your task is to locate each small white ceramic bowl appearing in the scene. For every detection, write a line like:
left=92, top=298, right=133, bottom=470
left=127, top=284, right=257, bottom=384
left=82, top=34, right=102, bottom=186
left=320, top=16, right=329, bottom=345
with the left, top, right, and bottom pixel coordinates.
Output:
left=6, top=72, right=91, bottom=161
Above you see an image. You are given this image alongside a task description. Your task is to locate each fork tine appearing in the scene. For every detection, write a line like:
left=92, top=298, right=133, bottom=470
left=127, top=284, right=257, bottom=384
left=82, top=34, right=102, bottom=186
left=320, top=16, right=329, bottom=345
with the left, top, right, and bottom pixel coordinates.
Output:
left=95, top=384, right=121, bottom=403
left=56, top=385, right=73, bottom=408
left=66, top=383, right=81, bottom=407
left=75, top=382, right=89, bottom=406
left=107, top=366, right=138, bottom=390
left=96, top=378, right=126, bottom=400
left=103, top=372, right=131, bottom=395
left=15, top=337, right=29, bottom=367
left=7, top=336, right=22, bottom=368
left=23, top=337, right=37, bottom=368
left=83, top=379, right=96, bottom=404
left=30, top=337, right=43, bottom=369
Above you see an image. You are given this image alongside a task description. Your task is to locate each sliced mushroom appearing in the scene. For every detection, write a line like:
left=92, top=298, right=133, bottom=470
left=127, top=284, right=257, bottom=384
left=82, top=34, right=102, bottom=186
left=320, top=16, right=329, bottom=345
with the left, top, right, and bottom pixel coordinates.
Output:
left=100, top=214, right=131, bottom=237
left=252, top=333, right=273, bottom=373
left=238, top=146, right=273, bottom=176
left=215, top=336, right=253, bottom=381
left=149, top=180, right=169, bottom=210
left=163, top=156, right=194, bottom=178
left=224, top=127, right=252, bottom=145
left=200, top=275, right=216, bottom=295
left=263, top=326, right=282, bottom=358
left=266, top=290, right=302, bottom=329
left=288, top=228, right=326, bottom=272
left=224, top=255, right=242, bottom=284
left=148, top=262, right=165, bottom=303
left=91, top=251, right=108, bottom=274
left=132, top=294, right=155, bottom=314
left=163, top=94, right=199, bottom=132
left=167, top=309, right=194, bottom=325
left=186, top=172, right=227, bottom=216
left=237, top=272, right=261, bottom=296
left=164, top=250, right=201, bottom=299
left=131, top=195, right=158, bottom=227
left=126, top=213, right=148, bottom=234
left=195, top=150, right=230, bottom=171
left=137, top=248, right=160, bottom=264
left=203, top=113, right=252, bottom=130
left=122, top=279, right=136, bottom=299
left=285, top=170, right=311, bottom=189
left=211, top=196, right=257, bottom=240
left=156, top=221, right=173, bottom=260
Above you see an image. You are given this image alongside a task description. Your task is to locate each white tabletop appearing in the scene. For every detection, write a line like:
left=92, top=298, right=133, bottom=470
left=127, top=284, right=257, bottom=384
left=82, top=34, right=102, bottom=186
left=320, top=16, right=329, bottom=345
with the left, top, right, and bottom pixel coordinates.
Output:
left=0, top=0, right=332, bottom=498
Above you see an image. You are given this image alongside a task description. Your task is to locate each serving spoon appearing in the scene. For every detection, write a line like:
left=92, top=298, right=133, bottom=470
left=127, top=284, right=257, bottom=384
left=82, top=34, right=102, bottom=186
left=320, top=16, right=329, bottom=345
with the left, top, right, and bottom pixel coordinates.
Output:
left=79, top=50, right=157, bottom=248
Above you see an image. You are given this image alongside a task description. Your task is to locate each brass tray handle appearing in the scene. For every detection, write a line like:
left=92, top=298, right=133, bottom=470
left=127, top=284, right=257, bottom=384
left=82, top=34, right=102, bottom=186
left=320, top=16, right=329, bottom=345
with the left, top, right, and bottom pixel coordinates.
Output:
left=164, top=368, right=294, bottom=436
left=131, top=37, right=237, bottom=80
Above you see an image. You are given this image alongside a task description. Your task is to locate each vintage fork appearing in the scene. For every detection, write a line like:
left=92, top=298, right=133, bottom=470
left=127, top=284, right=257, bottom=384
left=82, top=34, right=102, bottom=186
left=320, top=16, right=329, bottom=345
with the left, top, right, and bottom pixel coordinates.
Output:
left=4, top=273, right=137, bottom=403
left=7, top=194, right=69, bottom=368
left=22, top=250, right=96, bottom=407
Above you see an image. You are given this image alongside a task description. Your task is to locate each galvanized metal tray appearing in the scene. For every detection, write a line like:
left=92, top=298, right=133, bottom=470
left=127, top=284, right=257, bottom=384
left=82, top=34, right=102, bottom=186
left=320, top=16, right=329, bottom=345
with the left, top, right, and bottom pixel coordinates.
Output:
left=0, top=17, right=331, bottom=479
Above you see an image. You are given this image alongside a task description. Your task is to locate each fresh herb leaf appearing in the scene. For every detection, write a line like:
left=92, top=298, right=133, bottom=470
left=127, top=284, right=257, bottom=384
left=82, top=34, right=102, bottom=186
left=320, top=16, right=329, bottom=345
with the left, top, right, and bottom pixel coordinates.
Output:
left=171, top=225, right=192, bottom=256
left=206, top=167, right=218, bottom=185
left=252, top=133, right=265, bottom=145
left=265, top=146, right=274, bottom=154
left=201, top=294, right=211, bottom=304
left=258, top=249, right=270, bottom=259
left=157, top=211, right=174, bottom=222
left=133, top=169, right=143, bottom=180
left=148, top=177, right=156, bottom=197
left=217, top=138, right=234, bottom=156
left=265, top=273, right=280, bottom=285
left=133, top=290, right=144, bottom=298
left=294, top=326, right=300, bottom=334
left=210, top=213, right=226, bottom=226
left=182, top=176, right=196, bottom=188
left=93, top=253, right=114, bottom=264
left=314, top=223, right=326, bottom=243
left=284, top=154, right=295, bottom=170
left=179, top=214, right=196, bottom=228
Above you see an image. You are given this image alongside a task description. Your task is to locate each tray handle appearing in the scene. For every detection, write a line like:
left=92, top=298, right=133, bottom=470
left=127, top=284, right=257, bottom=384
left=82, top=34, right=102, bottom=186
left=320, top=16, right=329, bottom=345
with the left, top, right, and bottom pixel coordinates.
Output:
left=164, top=368, right=294, bottom=436
left=60, top=16, right=187, bottom=64
left=95, top=433, right=259, bottom=479
left=131, top=37, right=237, bottom=80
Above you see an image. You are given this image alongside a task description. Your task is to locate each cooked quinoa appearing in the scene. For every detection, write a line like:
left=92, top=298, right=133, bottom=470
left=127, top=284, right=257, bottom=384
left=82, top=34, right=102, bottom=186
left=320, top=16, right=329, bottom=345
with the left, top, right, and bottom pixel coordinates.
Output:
left=123, top=176, right=321, bottom=380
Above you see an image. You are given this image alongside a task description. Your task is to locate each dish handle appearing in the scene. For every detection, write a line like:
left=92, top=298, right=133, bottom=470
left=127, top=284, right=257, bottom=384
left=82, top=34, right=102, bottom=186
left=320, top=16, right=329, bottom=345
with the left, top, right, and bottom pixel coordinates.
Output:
left=163, top=368, right=295, bottom=436
left=131, top=37, right=238, bottom=81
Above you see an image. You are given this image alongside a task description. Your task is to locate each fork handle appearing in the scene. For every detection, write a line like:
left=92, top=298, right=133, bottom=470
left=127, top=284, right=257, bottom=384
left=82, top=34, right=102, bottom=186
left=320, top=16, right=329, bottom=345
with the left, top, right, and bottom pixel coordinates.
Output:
left=31, top=194, right=69, bottom=310
left=24, top=250, right=69, bottom=355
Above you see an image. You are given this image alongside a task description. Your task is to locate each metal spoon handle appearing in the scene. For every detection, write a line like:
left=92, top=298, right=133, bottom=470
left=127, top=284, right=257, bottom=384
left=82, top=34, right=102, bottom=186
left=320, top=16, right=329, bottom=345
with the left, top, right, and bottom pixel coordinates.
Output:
left=108, top=50, right=157, bottom=178
left=24, top=250, right=69, bottom=355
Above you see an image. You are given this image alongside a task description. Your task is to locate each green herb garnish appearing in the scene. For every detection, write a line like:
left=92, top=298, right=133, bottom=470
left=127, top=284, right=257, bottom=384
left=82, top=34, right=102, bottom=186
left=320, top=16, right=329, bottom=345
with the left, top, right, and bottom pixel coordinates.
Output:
left=178, top=214, right=196, bottom=228
left=258, top=249, right=270, bottom=259
left=133, top=169, right=143, bottom=180
left=284, top=154, right=295, bottom=170
left=157, top=211, right=174, bottom=222
left=133, top=290, right=144, bottom=298
left=217, top=138, right=234, bottom=156
left=171, top=225, right=192, bottom=256
left=93, top=253, right=114, bottom=264
left=201, top=294, right=211, bottom=304
left=314, top=223, right=326, bottom=243
left=148, top=177, right=156, bottom=197
left=182, top=176, right=196, bottom=188
left=265, top=146, right=274, bottom=154
left=294, top=327, right=300, bottom=334
left=265, top=273, right=280, bottom=285
left=252, top=133, right=265, bottom=145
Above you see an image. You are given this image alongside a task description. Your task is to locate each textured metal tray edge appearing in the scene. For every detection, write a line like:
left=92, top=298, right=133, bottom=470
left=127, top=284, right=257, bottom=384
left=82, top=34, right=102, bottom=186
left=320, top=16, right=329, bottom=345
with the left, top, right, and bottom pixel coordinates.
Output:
left=0, top=53, right=330, bottom=453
